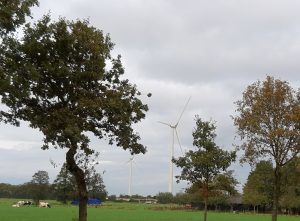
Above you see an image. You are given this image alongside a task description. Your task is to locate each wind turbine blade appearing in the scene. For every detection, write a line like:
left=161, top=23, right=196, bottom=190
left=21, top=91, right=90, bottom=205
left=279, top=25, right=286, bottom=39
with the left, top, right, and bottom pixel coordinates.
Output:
left=125, top=156, right=135, bottom=164
left=158, top=121, right=172, bottom=127
left=175, top=96, right=191, bottom=126
left=175, top=129, right=183, bottom=154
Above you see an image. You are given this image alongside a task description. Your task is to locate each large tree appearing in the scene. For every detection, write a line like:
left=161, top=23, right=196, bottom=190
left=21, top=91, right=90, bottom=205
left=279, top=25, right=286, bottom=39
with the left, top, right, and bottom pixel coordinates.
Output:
left=233, top=76, right=300, bottom=221
left=0, top=0, right=38, bottom=35
left=0, top=16, right=149, bottom=221
left=173, top=116, right=236, bottom=221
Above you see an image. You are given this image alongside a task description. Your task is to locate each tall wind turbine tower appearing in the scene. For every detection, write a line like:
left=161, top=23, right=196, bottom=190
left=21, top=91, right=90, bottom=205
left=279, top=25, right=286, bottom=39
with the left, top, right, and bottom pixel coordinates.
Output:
left=158, top=97, right=191, bottom=194
left=126, top=157, right=134, bottom=197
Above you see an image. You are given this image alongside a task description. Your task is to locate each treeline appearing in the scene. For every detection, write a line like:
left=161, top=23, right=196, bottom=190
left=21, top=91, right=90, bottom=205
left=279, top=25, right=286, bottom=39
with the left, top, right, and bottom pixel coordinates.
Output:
left=0, top=163, right=107, bottom=203
left=156, top=170, right=240, bottom=209
left=156, top=192, right=241, bottom=211
left=155, top=157, right=300, bottom=215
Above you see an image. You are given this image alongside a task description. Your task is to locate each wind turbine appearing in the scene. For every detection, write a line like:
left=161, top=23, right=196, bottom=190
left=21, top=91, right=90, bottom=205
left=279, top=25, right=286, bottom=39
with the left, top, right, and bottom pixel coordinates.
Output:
left=158, top=97, right=191, bottom=194
left=126, top=157, right=134, bottom=197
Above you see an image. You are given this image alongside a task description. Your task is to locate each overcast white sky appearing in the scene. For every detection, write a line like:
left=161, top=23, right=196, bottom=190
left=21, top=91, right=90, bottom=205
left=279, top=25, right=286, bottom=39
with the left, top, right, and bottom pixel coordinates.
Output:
left=0, top=0, right=299, bottom=196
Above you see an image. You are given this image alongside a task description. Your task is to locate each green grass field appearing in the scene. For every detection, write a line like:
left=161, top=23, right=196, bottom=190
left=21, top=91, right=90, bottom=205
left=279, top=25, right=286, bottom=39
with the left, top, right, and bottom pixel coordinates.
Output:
left=0, top=199, right=299, bottom=221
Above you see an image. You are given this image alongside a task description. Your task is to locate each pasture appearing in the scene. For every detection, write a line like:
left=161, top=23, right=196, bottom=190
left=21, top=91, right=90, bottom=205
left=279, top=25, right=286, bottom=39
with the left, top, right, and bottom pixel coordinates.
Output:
left=0, top=199, right=299, bottom=221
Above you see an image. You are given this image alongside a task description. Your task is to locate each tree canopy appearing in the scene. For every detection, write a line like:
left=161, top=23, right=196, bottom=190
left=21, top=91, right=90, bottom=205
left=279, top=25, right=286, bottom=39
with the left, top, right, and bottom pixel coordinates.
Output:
left=234, top=76, right=299, bottom=167
left=0, top=0, right=38, bottom=35
left=0, top=16, right=148, bottom=153
left=30, top=170, right=50, bottom=204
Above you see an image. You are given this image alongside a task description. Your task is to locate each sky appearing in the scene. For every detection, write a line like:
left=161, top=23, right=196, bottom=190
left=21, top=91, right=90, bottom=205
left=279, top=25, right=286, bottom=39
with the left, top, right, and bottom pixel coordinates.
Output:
left=0, top=0, right=299, bottom=196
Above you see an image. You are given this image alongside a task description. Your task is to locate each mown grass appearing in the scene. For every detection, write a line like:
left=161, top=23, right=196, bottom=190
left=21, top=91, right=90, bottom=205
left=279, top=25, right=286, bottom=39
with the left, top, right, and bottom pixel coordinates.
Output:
left=0, top=199, right=298, bottom=221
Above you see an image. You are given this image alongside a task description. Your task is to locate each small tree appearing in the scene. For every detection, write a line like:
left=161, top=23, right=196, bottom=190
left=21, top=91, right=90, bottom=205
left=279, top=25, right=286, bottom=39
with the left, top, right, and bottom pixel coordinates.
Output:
left=53, top=163, right=76, bottom=204
left=86, top=169, right=107, bottom=200
left=30, top=170, right=50, bottom=204
left=174, top=192, right=192, bottom=205
left=233, top=76, right=300, bottom=221
left=173, top=116, right=236, bottom=221
left=53, top=162, right=107, bottom=203
left=156, top=192, right=174, bottom=204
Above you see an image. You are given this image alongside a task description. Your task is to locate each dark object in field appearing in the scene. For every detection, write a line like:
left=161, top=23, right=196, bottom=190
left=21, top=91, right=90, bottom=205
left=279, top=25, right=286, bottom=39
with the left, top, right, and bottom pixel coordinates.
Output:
left=71, top=198, right=102, bottom=206
left=23, top=201, right=32, bottom=206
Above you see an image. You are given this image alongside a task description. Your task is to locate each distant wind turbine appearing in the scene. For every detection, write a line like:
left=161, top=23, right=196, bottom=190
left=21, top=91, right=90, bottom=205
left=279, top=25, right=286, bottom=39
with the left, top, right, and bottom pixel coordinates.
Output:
left=158, top=97, right=191, bottom=194
left=126, top=157, right=135, bottom=197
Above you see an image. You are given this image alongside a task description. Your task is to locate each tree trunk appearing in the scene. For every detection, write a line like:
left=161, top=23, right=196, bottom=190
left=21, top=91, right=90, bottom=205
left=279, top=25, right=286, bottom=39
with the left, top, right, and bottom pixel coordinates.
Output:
left=66, top=143, right=88, bottom=221
left=63, top=188, right=67, bottom=204
left=203, top=184, right=208, bottom=221
left=272, top=166, right=281, bottom=221
left=204, top=196, right=208, bottom=221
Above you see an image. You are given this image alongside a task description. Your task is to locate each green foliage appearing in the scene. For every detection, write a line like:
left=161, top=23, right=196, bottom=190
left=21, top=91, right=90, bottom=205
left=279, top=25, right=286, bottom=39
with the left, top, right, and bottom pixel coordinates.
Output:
left=185, top=184, right=204, bottom=204
left=0, top=13, right=149, bottom=221
left=30, top=170, right=50, bottom=203
left=0, top=0, right=38, bottom=35
left=31, top=170, right=50, bottom=185
left=185, top=171, right=239, bottom=207
left=242, top=158, right=300, bottom=212
left=209, top=171, right=239, bottom=206
left=280, top=157, right=300, bottom=209
left=173, top=192, right=193, bottom=204
left=0, top=15, right=148, bottom=154
left=0, top=183, right=14, bottom=198
left=173, top=116, right=236, bottom=188
left=53, top=162, right=107, bottom=203
left=0, top=182, right=40, bottom=199
left=212, top=171, right=239, bottom=196
left=156, top=192, right=174, bottom=204
left=243, top=161, right=274, bottom=206
left=173, top=116, right=236, bottom=221
left=85, top=167, right=107, bottom=200
left=53, top=163, right=77, bottom=204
